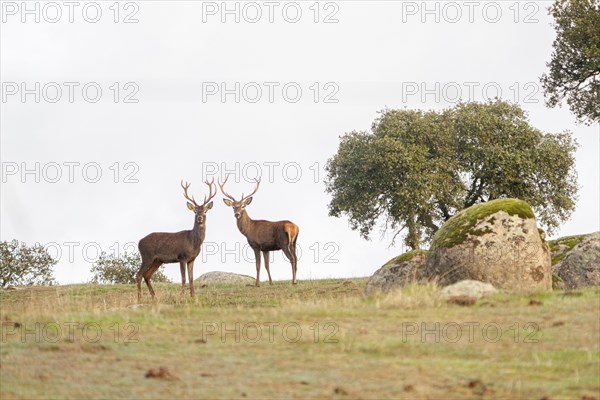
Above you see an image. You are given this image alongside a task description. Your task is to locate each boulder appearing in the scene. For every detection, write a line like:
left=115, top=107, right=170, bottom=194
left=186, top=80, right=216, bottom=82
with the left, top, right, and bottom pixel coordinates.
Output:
left=552, top=232, right=600, bottom=289
left=194, top=271, right=255, bottom=285
left=424, top=198, right=551, bottom=290
left=439, top=280, right=498, bottom=301
left=548, top=233, right=590, bottom=266
left=364, top=250, right=429, bottom=295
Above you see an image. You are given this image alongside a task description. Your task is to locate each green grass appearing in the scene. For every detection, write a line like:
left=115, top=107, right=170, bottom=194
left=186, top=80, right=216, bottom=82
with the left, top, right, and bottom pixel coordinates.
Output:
left=1, top=279, right=599, bottom=399
left=430, top=198, right=536, bottom=249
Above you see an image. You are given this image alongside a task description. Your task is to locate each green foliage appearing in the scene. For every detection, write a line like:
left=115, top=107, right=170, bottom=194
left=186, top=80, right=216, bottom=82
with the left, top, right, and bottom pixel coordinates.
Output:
left=430, top=198, right=535, bottom=249
left=90, top=252, right=171, bottom=285
left=0, top=239, right=57, bottom=287
left=325, top=100, right=578, bottom=249
left=541, top=0, right=600, bottom=124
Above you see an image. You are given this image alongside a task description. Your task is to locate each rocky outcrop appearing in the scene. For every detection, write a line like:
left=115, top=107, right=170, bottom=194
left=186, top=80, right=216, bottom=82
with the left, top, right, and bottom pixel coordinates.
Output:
left=548, top=234, right=589, bottom=266
left=424, top=198, right=551, bottom=290
left=194, top=271, right=255, bottom=285
left=364, top=250, right=428, bottom=295
left=552, top=232, right=600, bottom=289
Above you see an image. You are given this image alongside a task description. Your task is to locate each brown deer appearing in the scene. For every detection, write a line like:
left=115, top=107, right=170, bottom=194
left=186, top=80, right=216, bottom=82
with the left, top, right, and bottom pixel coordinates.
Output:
left=219, top=176, right=299, bottom=286
left=136, top=179, right=216, bottom=301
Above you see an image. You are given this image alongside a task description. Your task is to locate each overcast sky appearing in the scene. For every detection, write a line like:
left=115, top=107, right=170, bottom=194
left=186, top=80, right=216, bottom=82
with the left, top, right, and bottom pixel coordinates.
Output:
left=1, top=0, right=598, bottom=285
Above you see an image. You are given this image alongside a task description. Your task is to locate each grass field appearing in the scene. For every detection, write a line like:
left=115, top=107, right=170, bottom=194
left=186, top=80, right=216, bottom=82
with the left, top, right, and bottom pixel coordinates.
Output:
left=1, top=279, right=599, bottom=399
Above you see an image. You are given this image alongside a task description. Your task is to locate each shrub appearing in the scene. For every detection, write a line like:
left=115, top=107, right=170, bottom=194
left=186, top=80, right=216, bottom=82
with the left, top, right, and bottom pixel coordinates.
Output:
left=0, top=239, right=57, bottom=287
left=90, top=252, right=171, bottom=284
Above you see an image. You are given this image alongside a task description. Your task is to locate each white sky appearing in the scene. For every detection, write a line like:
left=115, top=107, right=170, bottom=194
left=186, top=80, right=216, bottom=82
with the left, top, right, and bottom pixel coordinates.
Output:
left=1, top=1, right=599, bottom=284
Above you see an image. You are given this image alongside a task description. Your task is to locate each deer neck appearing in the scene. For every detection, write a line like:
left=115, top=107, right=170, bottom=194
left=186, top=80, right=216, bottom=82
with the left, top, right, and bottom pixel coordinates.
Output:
left=191, top=217, right=206, bottom=246
left=237, top=210, right=254, bottom=237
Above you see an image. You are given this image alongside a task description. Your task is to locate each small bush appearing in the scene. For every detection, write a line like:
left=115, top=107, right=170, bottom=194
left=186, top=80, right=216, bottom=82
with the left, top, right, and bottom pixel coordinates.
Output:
left=0, top=239, right=57, bottom=287
left=90, top=252, right=171, bottom=284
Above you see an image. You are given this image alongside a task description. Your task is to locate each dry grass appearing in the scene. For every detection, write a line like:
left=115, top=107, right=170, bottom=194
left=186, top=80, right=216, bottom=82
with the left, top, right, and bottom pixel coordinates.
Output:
left=1, top=279, right=599, bottom=399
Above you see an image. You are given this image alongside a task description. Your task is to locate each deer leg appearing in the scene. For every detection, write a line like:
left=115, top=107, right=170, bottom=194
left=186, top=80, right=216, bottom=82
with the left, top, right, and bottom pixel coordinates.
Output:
left=180, top=261, right=186, bottom=290
left=282, top=246, right=298, bottom=285
left=187, top=260, right=195, bottom=297
left=262, top=251, right=273, bottom=285
left=254, top=248, right=261, bottom=287
left=290, top=238, right=298, bottom=284
left=143, top=261, right=161, bottom=300
left=136, top=259, right=151, bottom=302
left=143, top=276, right=155, bottom=299
left=291, top=244, right=298, bottom=285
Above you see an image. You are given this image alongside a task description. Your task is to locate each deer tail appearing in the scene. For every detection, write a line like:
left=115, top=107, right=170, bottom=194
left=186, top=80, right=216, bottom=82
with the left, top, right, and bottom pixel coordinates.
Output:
left=285, top=223, right=299, bottom=251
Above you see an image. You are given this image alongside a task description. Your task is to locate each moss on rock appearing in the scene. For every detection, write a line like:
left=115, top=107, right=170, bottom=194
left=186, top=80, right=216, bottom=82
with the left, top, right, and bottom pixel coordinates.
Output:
left=383, top=249, right=429, bottom=267
left=366, top=250, right=430, bottom=294
left=430, top=198, right=535, bottom=249
left=552, top=274, right=564, bottom=290
left=548, top=234, right=588, bottom=266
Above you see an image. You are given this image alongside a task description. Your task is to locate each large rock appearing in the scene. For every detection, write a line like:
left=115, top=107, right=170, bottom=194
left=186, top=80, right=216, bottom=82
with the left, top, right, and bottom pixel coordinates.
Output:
left=439, top=280, right=498, bottom=301
left=194, top=271, right=255, bottom=285
left=424, top=198, right=551, bottom=290
left=548, top=233, right=590, bottom=266
left=552, top=232, right=600, bottom=289
left=364, top=250, right=429, bottom=295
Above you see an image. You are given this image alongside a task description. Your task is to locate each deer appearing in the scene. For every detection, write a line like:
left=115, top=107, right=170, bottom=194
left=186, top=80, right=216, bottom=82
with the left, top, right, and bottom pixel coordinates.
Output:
left=136, top=179, right=216, bottom=301
left=218, top=176, right=299, bottom=287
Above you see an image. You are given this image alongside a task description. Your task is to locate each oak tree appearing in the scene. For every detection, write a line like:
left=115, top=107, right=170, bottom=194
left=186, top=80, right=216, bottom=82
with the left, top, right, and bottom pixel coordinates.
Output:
left=541, top=0, right=600, bottom=124
left=325, top=101, right=579, bottom=249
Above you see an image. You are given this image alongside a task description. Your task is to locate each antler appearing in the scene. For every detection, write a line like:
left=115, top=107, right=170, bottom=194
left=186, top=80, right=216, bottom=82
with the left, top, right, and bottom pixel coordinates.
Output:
left=241, top=177, right=261, bottom=202
left=218, top=175, right=237, bottom=201
left=181, top=180, right=199, bottom=207
left=203, top=178, right=217, bottom=205
left=218, top=175, right=262, bottom=202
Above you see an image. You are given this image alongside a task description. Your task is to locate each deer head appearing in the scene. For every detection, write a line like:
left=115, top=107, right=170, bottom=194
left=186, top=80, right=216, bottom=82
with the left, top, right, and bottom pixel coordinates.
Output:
left=219, top=175, right=261, bottom=219
left=181, top=178, right=216, bottom=225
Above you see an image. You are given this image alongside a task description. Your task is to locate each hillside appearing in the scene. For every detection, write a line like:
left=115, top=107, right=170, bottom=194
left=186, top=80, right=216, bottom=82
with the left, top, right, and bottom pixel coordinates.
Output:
left=1, top=279, right=599, bottom=399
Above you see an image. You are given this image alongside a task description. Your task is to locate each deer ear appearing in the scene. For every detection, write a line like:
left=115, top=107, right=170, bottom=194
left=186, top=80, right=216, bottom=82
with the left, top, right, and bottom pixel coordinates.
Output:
left=223, top=198, right=233, bottom=207
left=187, top=202, right=195, bottom=211
left=206, top=201, right=213, bottom=210
left=243, top=197, right=253, bottom=206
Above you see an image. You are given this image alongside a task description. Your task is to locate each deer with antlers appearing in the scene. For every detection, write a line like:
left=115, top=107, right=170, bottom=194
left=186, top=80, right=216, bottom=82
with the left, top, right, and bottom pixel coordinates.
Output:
left=219, top=176, right=299, bottom=286
left=136, top=179, right=216, bottom=301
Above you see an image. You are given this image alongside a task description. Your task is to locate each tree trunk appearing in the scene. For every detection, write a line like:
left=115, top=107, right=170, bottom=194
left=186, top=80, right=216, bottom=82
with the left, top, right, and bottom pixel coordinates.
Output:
left=405, top=212, right=421, bottom=250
